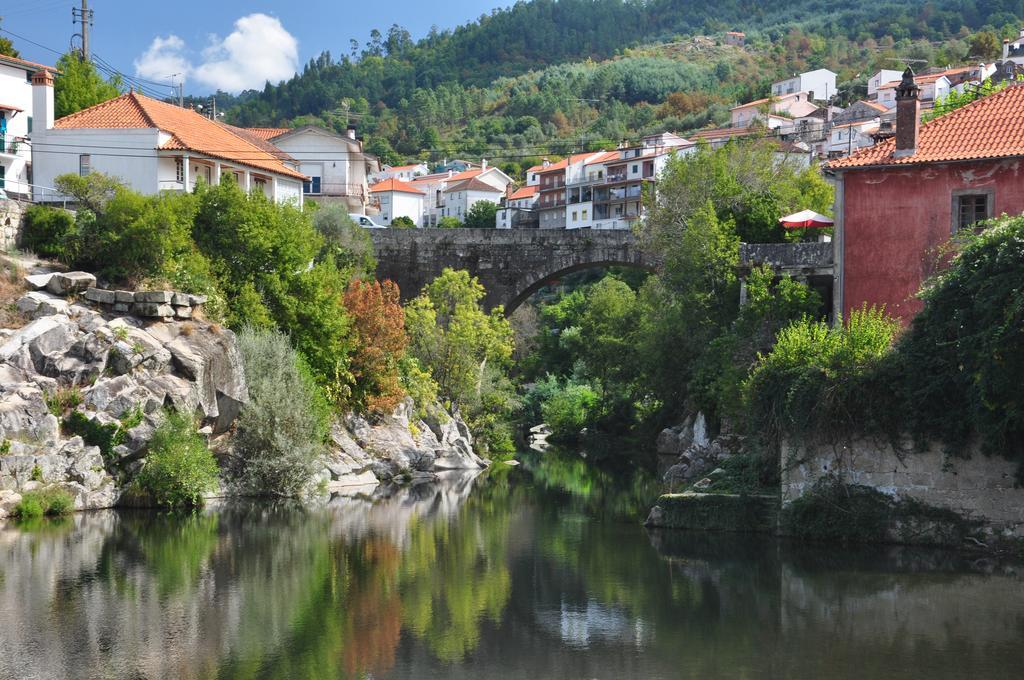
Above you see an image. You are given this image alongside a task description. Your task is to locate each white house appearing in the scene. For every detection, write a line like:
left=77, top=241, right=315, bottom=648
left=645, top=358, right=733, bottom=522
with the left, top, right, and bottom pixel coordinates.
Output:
left=827, top=120, right=880, bottom=158
left=32, top=87, right=306, bottom=205
left=877, top=74, right=950, bottom=108
left=260, top=125, right=379, bottom=213
left=375, top=163, right=429, bottom=183
left=867, top=69, right=904, bottom=98
left=410, top=165, right=512, bottom=226
left=1003, top=28, right=1024, bottom=65
left=496, top=184, right=538, bottom=229
left=730, top=92, right=819, bottom=128
left=368, top=178, right=425, bottom=226
left=441, top=176, right=504, bottom=222
left=771, top=69, right=837, bottom=101
left=0, top=55, right=54, bottom=199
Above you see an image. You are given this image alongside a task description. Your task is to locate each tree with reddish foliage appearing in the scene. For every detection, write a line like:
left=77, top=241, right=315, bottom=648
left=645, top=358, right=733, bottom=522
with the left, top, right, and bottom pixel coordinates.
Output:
left=343, top=279, right=408, bottom=413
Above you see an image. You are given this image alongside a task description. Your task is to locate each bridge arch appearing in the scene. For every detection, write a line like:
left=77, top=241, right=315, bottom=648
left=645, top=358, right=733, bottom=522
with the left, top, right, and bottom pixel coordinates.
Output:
left=370, top=228, right=657, bottom=313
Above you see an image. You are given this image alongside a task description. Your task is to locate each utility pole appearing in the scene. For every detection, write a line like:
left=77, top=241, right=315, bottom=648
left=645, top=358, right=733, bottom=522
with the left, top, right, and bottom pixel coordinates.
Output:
left=72, top=1, right=94, bottom=61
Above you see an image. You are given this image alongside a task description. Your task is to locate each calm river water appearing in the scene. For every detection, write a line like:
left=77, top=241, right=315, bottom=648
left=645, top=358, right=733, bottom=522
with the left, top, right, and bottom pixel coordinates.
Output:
left=1, top=453, right=1022, bottom=680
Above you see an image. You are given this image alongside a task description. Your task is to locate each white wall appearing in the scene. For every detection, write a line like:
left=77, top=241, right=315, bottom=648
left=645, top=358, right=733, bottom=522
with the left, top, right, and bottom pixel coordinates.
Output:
left=0, top=63, right=34, bottom=196
left=272, top=128, right=362, bottom=199
left=868, top=69, right=903, bottom=97
left=377, top=191, right=423, bottom=226
left=799, top=69, right=837, bottom=101
left=32, top=128, right=161, bottom=200
left=566, top=201, right=594, bottom=229
left=771, top=76, right=801, bottom=97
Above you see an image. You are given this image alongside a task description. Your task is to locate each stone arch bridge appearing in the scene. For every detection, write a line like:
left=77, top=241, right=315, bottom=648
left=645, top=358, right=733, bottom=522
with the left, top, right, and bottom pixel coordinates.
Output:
left=370, top=229, right=655, bottom=314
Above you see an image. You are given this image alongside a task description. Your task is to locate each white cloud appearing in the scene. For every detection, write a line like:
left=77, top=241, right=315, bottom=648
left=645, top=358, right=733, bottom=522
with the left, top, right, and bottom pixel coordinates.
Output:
left=194, top=14, right=298, bottom=92
left=134, top=35, right=191, bottom=82
left=132, top=14, right=299, bottom=93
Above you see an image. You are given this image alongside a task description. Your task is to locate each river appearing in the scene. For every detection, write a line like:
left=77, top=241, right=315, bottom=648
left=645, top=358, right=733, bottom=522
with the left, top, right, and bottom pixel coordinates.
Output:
left=1, top=451, right=1022, bottom=679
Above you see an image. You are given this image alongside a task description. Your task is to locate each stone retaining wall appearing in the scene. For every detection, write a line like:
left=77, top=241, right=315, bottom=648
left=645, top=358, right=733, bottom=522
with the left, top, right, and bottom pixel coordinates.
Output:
left=781, top=438, right=1024, bottom=536
left=22, top=270, right=206, bottom=321
left=0, top=200, right=25, bottom=252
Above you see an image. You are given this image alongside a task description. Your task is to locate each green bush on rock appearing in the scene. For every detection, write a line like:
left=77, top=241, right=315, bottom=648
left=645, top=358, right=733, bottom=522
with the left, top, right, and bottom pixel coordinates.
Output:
left=13, top=487, right=75, bottom=518
left=234, top=327, right=331, bottom=496
left=135, top=411, right=220, bottom=508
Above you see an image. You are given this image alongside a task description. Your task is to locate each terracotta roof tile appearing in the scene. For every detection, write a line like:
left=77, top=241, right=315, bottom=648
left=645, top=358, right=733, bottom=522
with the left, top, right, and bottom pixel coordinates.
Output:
left=369, top=178, right=425, bottom=195
left=827, top=84, right=1024, bottom=170
left=0, top=54, right=55, bottom=72
left=244, top=127, right=291, bottom=140
left=445, top=177, right=503, bottom=193
left=508, top=185, right=539, bottom=200
left=53, top=93, right=305, bottom=179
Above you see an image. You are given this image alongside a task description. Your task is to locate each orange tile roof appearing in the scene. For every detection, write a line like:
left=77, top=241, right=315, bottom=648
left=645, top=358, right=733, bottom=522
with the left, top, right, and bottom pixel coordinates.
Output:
left=827, top=84, right=1024, bottom=170
left=445, top=177, right=503, bottom=193
left=369, top=178, right=425, bottom=195
left=689, top=126, right=757, bottom=140
left=859, top=99, right=889, bottom=113
left=730, top=92, right=804, bottom=111
left=388, top=163, right=423, bottom=171
left=536, top=159, right=569, bottom=174
left=244, top=127, right=291, bottom=140
left=54, top=93, right=306, bottom=179
left=0, top=54, right=55, bottom=72
left=586, top=150, right=621, bottom=164
left=508, top=185, right=539, bottom=200
left=447, top=168, right=485, bottom=182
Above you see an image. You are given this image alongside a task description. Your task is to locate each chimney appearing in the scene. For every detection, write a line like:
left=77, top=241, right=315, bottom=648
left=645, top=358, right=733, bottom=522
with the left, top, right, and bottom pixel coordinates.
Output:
left=346, top=124, right=356, bottom=140
left=32, top=69, right=55, bottom=130
left=894, top=68, right=920, bottom=159
left=542, top=158, right=550, bottom=168
left=1004, top=38, right=1010, bottom=61
left=481, top=158, right=488, bottom=169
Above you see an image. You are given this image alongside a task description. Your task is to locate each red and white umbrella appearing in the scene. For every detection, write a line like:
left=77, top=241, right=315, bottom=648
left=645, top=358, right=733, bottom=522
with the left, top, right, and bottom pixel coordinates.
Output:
left=779, top=209, right=834, bottom=229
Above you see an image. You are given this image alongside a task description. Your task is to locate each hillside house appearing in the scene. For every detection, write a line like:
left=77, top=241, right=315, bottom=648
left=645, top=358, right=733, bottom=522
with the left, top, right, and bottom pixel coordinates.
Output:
left=827, top=120, right=880, bottom=158
left=867, top=69, right=904, bottom=98
left=441, top=176, right=505, bottom=222
left=771, top=69, right=838, bottom=101
left=723, top=31, right=745, bottom=47
left=496, top=185, right=539, bottom=229
left=369, top=178, right=425, bottom=226
left=411, top=165, right=512, bottom=226
left=260, top=125, right=379, bottom=213
left=877, top=74, right=950, bottom=108
left=730, top=92, right=819, bottom=128
left=32, top=87, right=307, bottom=205
left=0, top=55, right=55, bottom=199
left=375, top=163, right=429, bottom=182
left=833, top=100, right=890, bottom=125
left=825, top=72, right=1024, bottom=324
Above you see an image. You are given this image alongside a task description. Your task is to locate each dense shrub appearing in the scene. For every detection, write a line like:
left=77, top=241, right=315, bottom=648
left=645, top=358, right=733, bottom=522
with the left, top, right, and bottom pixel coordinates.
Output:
left=744, top=305, right=900, bottom=446
left=234, top=327, right=331, bottom=496
left=21, top=205, right=78, bottom=262
left=898, top=215, right=1024, bottom=470
left=13, top=487, right=75, bottom=518
left=390, top=215, right=415, bottom=228
left=343, top=279, right=408, bottom=413
left=541, top=379, right=600, bottom=442
left=463, top=201, right=498, bottom=229
left=135, top=411, right=220, bottom=508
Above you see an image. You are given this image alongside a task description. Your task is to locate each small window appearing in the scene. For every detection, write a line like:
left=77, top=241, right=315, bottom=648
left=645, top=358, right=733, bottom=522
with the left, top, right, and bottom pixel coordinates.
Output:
left=303, top=176, right=322, bottom=194
left=27, top=116, right=32, bottom=134
left=79, top=154, right=91, bottom=176
left=632, top=164, right=638, bottom=173
left=582, top=209, right=588, bottom=220
left=955, top=193, right=991, bottom=232
left=175, top=158, right=184, bottom=183
left=572, top=211, right=578, bottom=221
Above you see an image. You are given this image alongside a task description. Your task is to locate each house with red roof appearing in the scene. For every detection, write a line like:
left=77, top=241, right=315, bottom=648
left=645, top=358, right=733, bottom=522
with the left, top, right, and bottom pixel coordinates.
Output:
left=409, top=164, right=512, bottom=226
left=497, top=184, right=539, bottom=229
left=369, top=177, right=425, bottom=226
left=1, top=54, right=55, bottom=199
left=825, top=70, right=1024, bottom=324
left=31, top=79, right=308, bottom=205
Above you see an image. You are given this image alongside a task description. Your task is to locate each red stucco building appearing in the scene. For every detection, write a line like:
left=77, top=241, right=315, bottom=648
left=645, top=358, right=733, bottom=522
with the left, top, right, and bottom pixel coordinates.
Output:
left=826, top=72, right=1024, bottom=324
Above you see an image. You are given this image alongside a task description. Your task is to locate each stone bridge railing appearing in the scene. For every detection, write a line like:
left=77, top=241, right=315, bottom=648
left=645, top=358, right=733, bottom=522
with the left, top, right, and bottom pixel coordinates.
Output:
left=738, top=242, right=834, bottom=273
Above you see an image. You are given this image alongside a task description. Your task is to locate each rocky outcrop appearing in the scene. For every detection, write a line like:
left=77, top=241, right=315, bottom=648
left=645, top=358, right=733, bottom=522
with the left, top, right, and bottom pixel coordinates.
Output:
left=658, top=412, right=745, bottom=489
left=320, top=398, right=486, bottom=491
left=0, top=280, right=248, bottom=517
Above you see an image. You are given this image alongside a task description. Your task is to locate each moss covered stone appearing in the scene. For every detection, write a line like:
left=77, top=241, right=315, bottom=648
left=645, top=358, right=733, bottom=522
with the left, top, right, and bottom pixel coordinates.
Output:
left=645, top=492, right=778, bottom=533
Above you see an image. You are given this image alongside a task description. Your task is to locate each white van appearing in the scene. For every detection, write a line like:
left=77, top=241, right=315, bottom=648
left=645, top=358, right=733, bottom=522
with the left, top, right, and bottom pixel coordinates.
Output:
left=349, top=213, right=387, bottom=229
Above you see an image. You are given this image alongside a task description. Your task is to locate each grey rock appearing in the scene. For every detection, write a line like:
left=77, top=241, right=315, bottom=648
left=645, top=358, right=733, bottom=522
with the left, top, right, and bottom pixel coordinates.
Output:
left=46, top=271, right=96, bottom=295
left=84, top=287, right=116, bottom=304
left=23, top=273, right=53, bottom=290
left=15, top=291, right=56, bottom=315
left=114, top=290, right=134, bottom=303
left=174, top=306, right=193, bottom=319
left=131, top=302, right=175, bottom=318
left=134, top=290, right=172, bottom=304
left=171, top=292, right=190, bottom=306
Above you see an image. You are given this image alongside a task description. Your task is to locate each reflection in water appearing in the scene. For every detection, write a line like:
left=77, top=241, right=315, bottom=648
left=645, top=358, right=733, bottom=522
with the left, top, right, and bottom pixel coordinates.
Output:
left=1, top=455, right=1022, bottom=680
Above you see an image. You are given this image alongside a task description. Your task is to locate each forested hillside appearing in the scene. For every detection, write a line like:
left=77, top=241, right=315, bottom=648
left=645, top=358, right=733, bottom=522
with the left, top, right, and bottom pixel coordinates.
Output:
left=222, top=0, right=1024, bottom=169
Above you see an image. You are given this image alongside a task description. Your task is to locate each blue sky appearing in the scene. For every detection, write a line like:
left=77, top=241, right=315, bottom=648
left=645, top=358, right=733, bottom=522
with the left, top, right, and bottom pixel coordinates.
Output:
left=2, top=0, right=505, bottom=94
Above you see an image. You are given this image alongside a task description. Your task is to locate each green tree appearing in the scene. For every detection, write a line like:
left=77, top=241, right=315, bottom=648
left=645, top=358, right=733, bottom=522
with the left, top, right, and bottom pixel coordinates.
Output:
left=0, top=18, right=19, bottom=57
left=463, top=201, right=498, bottom=229
left=404, top=268, right=514, bottom=407
left=53, top=53, right=122, bottom=119
left=135, top=411, right=220, bottom=508
left=437, top=216, right=462, bottom=229
left=390, top=215, right=415, bottom=228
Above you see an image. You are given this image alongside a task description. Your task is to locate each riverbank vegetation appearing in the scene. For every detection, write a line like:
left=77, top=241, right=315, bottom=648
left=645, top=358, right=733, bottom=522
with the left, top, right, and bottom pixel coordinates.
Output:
left=21, top=173, right=519, bottom=503
left=518, top=140, right=831, bottom=449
